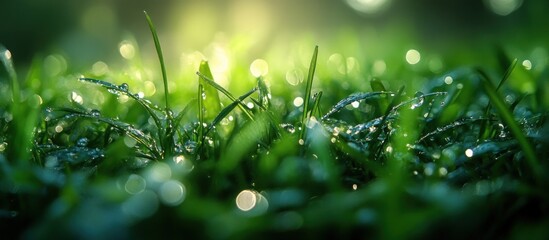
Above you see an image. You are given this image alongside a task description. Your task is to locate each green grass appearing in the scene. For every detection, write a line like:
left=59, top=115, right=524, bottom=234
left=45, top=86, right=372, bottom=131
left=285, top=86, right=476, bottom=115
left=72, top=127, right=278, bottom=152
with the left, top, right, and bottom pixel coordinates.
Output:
left=1, top=13, right=549, bottom=240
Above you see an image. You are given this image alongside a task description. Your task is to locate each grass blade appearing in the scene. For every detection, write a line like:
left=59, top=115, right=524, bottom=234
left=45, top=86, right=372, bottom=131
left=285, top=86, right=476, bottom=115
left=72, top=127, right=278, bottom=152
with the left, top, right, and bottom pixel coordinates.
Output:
left=0, top=46, right=19, bottom=103
left=480, top=73, right=542, bottom=183
left=299, top=45, right=318, bottom=142
left=321, top=92, right=388, bottom=120
left=196, top=71, right=254, bottom=121
left=205, top=87, right=257, bottom=136
left=144, top=11, right=170, bottom=112
left=198, top=61, right=222, bottom=121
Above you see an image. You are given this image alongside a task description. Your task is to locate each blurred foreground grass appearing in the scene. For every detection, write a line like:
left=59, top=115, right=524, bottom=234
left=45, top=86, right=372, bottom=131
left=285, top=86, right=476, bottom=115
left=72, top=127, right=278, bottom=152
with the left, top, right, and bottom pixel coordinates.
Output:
left=1, top=10, right=549, bottom=239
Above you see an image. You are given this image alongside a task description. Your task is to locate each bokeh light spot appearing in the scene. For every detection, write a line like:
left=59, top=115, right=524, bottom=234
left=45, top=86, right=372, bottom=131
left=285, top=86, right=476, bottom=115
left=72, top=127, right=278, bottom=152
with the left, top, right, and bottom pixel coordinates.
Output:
left=293, top=97, right=304, bottom=107
left=119, top=41, right=136, bottom=59
left=345, top=0, right=391, bottom=15
left=250, top=59, right=269, bottom=77
left=485, top=0, right=523, bottom=16
left=406, top=49, right=421, bottom=65
left=522, top=60, right=532, bottom=70
left=159, top=180, right=186, bottom=206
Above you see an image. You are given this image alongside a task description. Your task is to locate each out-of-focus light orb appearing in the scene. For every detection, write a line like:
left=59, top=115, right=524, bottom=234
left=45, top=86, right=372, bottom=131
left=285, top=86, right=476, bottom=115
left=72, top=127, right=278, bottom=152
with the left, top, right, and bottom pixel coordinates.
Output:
left=286, top=69, right=304, bottom=86
left=159, top=180, right=186, bottom=206
left=465, top=149, right=474, bottom=158
left=293, top=97, right=304, bottom=107
left=236, top=190, right=269, bottom=215
left=250, top=59, right=269, bottom=77
left=44, top=54, right=67, bottom=76
left=522, top=60, right=532, bottom=70
left=92, top=61, right=109, bottom=76
left=372, top=60, right=386, bottom=76
left=125, top=174, right=146, bottom=195
left=484, top=0, right=523, bottom=16
left=444, top=76, right=453, bottom=85
left=236, top=190, right=257, bottom=211
left=119, top=41, right=136, bottom=60
left=406, top=49, right=421, bottom=65
left=345, top=0, right=391, bottom=15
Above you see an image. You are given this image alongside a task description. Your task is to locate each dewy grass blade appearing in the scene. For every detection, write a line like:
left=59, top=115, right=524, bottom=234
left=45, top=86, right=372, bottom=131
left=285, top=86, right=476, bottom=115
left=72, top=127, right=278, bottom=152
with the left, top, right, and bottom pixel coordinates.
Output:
left=496, top=58, right=517, bottom=91
left=198, top=61, right=222, bottom=121
left=0, top=45, right=19, bottom=103
left=480, top=74, right=542, bottom=183
left=205, top=87, right=257, bottom=136
left=299, top=46, right=318, bottom=143
left=196, top=71, right=254, bottom=121
left=144, top=11, right=170, bottom=112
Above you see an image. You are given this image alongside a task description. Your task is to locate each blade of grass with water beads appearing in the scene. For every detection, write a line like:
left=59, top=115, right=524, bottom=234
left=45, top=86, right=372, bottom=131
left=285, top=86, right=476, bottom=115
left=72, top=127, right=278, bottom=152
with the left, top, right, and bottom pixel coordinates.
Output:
left=299, top=46, right=318, bottom=143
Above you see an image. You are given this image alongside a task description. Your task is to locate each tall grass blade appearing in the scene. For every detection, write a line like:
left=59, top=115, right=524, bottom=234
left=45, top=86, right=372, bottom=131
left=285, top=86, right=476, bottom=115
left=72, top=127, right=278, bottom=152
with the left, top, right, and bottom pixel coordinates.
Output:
left=0, top=46, right=18, bottom=103
left=299, top=46, right=318, bottom=142
left=480, top=73, right=542, bottom=183
left=198, top=61, right=222, bottom=121
left=144, top=11, right=170, bottom=112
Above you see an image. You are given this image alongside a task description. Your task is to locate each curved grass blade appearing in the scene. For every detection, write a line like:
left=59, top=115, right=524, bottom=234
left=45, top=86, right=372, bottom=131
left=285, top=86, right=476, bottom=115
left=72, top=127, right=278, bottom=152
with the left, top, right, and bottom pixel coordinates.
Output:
left=79, top=78, right=163, bottom=131
left=417, top=117, right=490, bottom=143
left=370, top=78, right=388, bottom=114
left=321, top=92, right=389, bottom=121
left=198, top=61, right=222, bottom=121
left=196, top=71, right=254, bottom=121
left=204, top=87, right=257, bottom=137
left=144, top=11, right=170, bottom=111
left=480, top=73, right=542, bottom=183
left=61, top=111, right=162, bottom=160
left=299, top=46, right=318, bottom=142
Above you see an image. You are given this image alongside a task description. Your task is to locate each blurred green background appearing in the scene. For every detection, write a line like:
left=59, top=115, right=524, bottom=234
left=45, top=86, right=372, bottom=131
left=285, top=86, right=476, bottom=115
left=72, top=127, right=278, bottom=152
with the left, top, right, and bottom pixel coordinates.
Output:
left=2, top=0, right=548, bottom=71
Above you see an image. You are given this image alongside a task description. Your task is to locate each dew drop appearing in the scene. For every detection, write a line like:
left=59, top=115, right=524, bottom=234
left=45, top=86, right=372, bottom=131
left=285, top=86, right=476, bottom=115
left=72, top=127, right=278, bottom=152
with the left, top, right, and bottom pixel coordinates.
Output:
left=119, top=83, right=129, bottom=91
left=77, top=138, right=89, bottom=147
left=410, top=91, right=424, bottom=109
left=90, top=109, right=101, bottom=117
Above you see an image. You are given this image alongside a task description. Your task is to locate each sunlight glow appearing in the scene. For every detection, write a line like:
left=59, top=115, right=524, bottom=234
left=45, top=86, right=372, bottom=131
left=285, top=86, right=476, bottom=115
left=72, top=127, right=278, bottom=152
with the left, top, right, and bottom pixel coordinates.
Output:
left=406, top=49, right=421, bottom=65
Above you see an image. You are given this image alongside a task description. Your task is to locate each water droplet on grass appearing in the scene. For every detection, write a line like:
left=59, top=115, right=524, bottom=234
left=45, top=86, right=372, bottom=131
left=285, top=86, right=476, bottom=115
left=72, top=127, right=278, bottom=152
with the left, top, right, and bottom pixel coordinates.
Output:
left=119, top=83, right=129, bottom=91
left=184, top=141, right=197, bottom=154
left=90, top=109, right=100, bottom=116
left=410, top=91, right=425, bottom=109
left=77, top=138, right=89, bottom=147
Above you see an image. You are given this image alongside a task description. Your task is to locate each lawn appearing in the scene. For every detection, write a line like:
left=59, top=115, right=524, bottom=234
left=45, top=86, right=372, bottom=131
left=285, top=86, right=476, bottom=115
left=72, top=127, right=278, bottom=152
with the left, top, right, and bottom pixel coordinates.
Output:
left=1, top=1, right=549, bottom=239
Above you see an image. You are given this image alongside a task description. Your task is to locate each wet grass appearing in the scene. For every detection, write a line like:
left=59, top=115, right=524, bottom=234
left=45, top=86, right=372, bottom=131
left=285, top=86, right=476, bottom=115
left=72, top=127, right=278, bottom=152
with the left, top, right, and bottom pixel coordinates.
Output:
left=1, top=13, right=549, bottom=239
